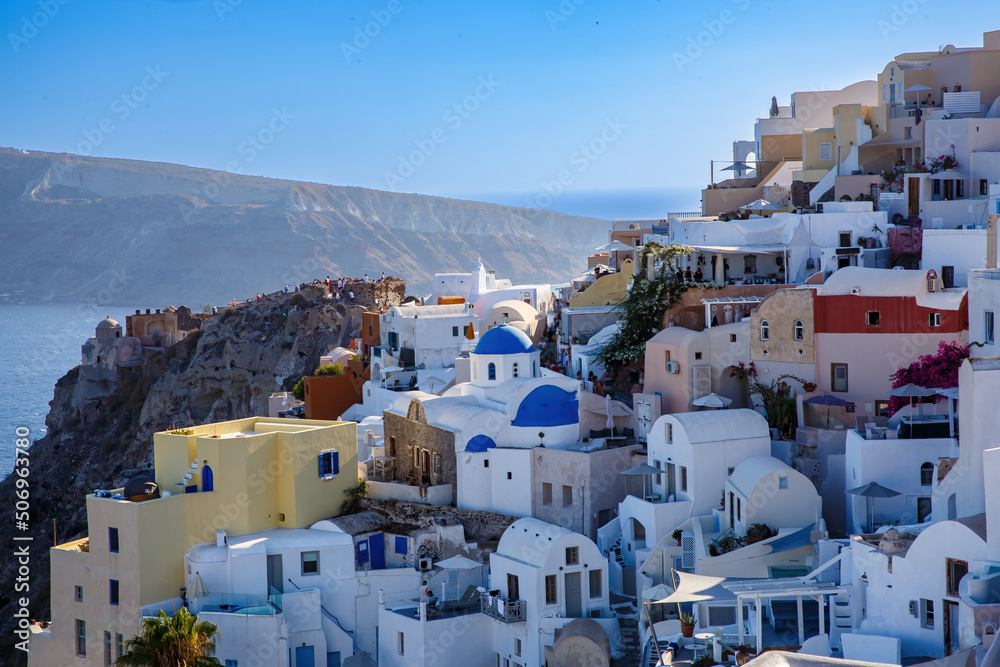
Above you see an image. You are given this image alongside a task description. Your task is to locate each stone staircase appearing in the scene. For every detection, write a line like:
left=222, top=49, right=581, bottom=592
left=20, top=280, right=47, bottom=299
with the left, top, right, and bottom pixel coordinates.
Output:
left=611, top=592, right=640, bottom=666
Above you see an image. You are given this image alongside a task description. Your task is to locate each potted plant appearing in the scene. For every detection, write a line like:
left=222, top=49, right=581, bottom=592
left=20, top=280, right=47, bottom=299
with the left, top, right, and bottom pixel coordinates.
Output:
left=538, top=431, right=545, bottom=447
left=671, top=528, right=683, bottom=546
left=679, top=612, right=695, bottom=638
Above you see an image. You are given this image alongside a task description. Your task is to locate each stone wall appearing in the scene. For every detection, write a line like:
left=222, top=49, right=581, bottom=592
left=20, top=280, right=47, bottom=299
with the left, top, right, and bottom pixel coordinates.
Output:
left=664, top=284, right=790, bottom=331
left=339, top=277, right=406, bottom=309
left=792, top=180, right=819, bottom=209
left=383, top=403, right=457, bottom=486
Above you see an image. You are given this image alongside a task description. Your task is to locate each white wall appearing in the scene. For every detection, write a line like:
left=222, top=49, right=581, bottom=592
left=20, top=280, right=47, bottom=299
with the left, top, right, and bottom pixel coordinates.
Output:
left=921, top=229, right=987, bottom=286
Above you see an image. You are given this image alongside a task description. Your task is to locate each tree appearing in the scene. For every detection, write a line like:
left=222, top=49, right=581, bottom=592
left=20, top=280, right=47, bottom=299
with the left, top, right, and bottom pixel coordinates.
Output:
left=117, top=607, right=221, bottom=667
left=314, top=363, right=344, bottom=376
left=595, top=241, right=695, bottom=376
left=888, top=340, right=969, bottom=415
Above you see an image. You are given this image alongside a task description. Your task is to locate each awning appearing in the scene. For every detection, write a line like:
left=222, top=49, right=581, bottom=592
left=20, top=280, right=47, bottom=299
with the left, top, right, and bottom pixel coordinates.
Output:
left=652, top=571, right=736, bottom=604
left=764, top=524, right=817, bottom=555
left=381, top=366, right=405, bottom=374
left=688, top=244, right=790, bottom=255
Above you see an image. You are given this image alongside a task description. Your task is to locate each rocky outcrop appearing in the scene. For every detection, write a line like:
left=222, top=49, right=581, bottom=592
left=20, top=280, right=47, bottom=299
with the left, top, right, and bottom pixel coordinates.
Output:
left=0, top=148, right=609, bottom=305
left=0, top=286, right=373, bottom=665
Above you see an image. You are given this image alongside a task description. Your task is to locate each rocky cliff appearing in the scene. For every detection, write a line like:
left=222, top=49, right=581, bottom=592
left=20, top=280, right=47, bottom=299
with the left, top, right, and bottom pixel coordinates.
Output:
left=0, top=284, right=371, bottom=665
left=0, top=148, right=609, bottom=305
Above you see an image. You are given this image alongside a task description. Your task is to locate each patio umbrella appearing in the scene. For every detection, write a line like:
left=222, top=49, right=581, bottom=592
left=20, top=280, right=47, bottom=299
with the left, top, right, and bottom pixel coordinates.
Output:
left=693, top=393, right=733, bottom=409
left=933, top=387, right=960, bottom=437
left=597, top=240, right=635, bottom=253
left=622, top=463, right=660, bottom=499
left=435, top=555, right=483, bottom=602
left=905, top=84, right=932, bottom=92
left=743, top=198, right=771, bottom=209
left=802, top=394, right=855, bottom=425
left=848, top=482, right=901, bottom=532
left=606, top=394, right=616, bottom=432
left=927, top=170, right=969, bottom=180
left=189, top=572, right=209, bottom=599
left=721, top=161, right=753, bottom=176
left=890, top=383, right=937, bottom=418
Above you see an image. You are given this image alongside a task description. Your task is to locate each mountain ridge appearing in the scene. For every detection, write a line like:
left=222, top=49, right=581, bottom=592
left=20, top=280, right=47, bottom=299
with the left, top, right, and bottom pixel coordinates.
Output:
left=0, top=147, right=609, bottom=305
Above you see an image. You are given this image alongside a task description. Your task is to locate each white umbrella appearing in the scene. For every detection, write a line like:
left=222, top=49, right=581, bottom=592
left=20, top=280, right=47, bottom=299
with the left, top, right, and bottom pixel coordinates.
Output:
left=597, top=240, right=635, bottom=253
left=693, top=393, right=732, bottom=409
left=605, top=394, right=615, bottom=432
left=905, top=84, right=932, bottom=92
left=189, top=572, right=209, bottom=598
left=436, top=555, right=483, bottom=603
left=890, top=383, right=937, bottom=419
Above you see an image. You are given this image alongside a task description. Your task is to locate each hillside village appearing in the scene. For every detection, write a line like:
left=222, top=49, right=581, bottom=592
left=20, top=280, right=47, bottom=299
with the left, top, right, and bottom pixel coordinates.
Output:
left=21, top=28, right=1000, bottom=667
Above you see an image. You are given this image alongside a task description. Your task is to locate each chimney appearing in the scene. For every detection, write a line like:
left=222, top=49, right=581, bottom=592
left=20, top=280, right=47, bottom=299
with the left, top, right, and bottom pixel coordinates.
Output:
left=215, top=530, right=227, bottom=548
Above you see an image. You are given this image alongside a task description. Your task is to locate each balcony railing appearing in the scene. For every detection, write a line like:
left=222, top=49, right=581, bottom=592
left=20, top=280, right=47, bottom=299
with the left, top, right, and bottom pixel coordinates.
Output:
left=481, top=595, right=526, bottom=622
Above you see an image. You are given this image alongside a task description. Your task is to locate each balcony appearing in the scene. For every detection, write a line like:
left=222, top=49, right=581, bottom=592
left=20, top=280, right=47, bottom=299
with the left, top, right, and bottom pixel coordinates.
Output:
left=481, top=594, right=526, bottom=622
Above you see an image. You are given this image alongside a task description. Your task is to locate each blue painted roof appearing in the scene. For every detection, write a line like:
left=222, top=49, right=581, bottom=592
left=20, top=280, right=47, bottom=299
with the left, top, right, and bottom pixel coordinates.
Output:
left=474, top=325, right=535, bottom=355
left=511, top=385, right=579, bottom=428
left=465, top=435, right=497, bottom=452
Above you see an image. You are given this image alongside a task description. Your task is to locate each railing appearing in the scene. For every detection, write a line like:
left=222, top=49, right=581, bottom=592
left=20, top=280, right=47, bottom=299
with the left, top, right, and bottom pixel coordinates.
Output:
left=970, top=269, right=1000, bottom=281
left=481, top=595, right=526, bottom=622
left=286, top=579, right=352, bottom=638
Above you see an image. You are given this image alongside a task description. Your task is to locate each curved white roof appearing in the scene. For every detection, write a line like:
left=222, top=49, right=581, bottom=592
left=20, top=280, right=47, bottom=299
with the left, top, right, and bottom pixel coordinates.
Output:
left=818, top=267, right=966, bottom=310
left=729, top=456, right=794, bottom=496
left=496, top=518, right=576, bottom=567
left=668, top=409, right=769, bottom=444
left=646, top=326, right=699, bottom=346
left=481, top=299, right=540, bottom=322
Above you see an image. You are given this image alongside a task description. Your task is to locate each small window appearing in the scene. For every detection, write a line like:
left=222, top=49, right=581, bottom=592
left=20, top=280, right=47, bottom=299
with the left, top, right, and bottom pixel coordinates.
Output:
left=929, top=313, right=941, bottom=327
left=680, top=467, right=688, bottom=492
left=947, top=558, right=969, bottom=597
left=515, top=637, right=522, bottom=656
left=920, top=462, right=934, bottom=486
left=820, top=142, right=832, bottom=161
left=589, top=569, right=602, bottom=598
left=794, top=320, right=804, bottom=341
left=760, top=320, right=770, bottom=341
left=839, top=232, right=852, bottom=247
left=545, top=575, right=557, bottom=604
left=566, top=546, right=579, bottom=565
left=737, top=498, right=742, bottom=521
left=301, top=550, right=320, bottom=576
left=109, top=579, right=119, bottom=605
left=941, top=266, right=955, bottom=289
left=730, top=334, right=737, bottom=343
left=563, top=485, right=573, bottom=507
left=452, top=326, right=459, bottom=337
left=982, top=179, right=990, bottom=196
left=76, top=619, right=87, bottom=657
left=225, top=661, right=239, bottom=667
left=318, top=450, right=340, bottom=479
left=957, top=180, right=965, bottom=198
left=398, top=631, right=405, bottom=655
left=831, top=363, right=849, bottom=392
left=866, top=311, right=881, bottom=327
left=75, top=585, right=83, bottom=603
left=109, top=527, right=119, bottom=553
left=694, top=352, right=702, bottom=360
left=484, top=459, right=490, bottom=468
left=104, top=631, right=112, bottom=667
left=986, top=311, right=995, bottom=345
left=778, top=476, right=789, bottom=490
left=920, top=599, right=934, bottom=628
left=542, top=483, right=552, bottom=506
left=933, top=180, right=941, bottom=196
left=664, top=350, right=671, bottom=367
left=488, top=362, right=496, bottom=381
left=116, top=634, right=123, bottom=659
left=666, top=423, right=673, bottom=443
left=507, top=471, right=512, bottom=480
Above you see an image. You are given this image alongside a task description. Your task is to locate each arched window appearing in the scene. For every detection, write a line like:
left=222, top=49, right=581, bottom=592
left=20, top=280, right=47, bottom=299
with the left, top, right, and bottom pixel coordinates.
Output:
left=512, top=362, right=519, bottom=378
left=794, top=320, right=804, bottom=341
left=202, top=463, right=214, bottom=492
left=760, top=320, right=770, bottom=341
left=920, top=462, right=934, bottom=486
left=488, top=362, right=496, bottom=381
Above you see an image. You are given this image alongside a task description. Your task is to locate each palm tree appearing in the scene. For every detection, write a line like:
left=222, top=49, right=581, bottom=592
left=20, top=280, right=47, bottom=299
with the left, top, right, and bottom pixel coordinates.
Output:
left=117, top=607, right=222, bottom=667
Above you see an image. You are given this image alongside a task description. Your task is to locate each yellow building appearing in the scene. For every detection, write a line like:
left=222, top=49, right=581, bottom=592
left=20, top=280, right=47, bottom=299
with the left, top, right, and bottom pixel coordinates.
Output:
left=29, top=417, right=358, bottom=667
left=568, top=259, right=633, bottom=309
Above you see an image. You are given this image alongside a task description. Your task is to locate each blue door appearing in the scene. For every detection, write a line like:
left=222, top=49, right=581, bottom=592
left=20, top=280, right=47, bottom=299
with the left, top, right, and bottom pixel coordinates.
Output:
left=295, top=645, right=315, bottom=667
left=356, top=540, right=369, bottom=567
left=369, top=533, right=385, bottom=570
left=326, top=651, right=341, bottom=667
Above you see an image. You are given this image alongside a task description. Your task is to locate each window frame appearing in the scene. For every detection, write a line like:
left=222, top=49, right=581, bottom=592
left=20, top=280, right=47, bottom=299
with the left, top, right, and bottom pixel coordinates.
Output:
left=318, top=449, right=340, bottom=479
left=920, top=598, right=934, bottom=628
left=75, top=585, right=83, bottom=603
left=589, top=568, right=603, bottom=599
left=866, top=311, right=881, bottom=328
left=108, top=527, right=119, bottom=553
left=794, top=320, right=804, bottom=341
left=542, top=482, right=552, bottom=506
left=819, top=142, right=832, bottom=161
left=301, top=550, right=320, bottom=576
left=488, top=362, right=496, bottom=381
left=946, top=558, right=969, bottom=598
left=545, top=574, right=558, bottom=605
left=760, top=320, right=770, bottom=341
left=831, top=363, right=849, bottom=392
left=565, top=546, right=579, bottom=566
left=76, top=619, right=87, bottom=657
left=109, top=579, right=119, bottom=606
left=920, top=462, right=934, bottom=486
left=986, top=311, right=995, bottom=345
left=562, top=485, right=573, bottom=508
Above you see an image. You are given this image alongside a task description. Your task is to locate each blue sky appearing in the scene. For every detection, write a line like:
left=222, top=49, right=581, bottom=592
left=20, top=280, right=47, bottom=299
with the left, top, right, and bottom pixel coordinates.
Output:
left=1, top=0, right=995, bottom=214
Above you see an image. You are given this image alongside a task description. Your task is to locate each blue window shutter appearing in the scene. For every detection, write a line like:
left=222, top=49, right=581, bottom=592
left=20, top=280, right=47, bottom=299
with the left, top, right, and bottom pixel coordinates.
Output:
left=318, top=453, right=324, bottom=476
left=332, top=451, right=340, bottom=475
left=395, top=536, right=407, bottom=554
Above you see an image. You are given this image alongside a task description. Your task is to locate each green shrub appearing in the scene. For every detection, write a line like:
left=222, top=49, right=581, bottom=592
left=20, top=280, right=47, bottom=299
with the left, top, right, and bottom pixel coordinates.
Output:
left=314, top=363, right=343, bottom=376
